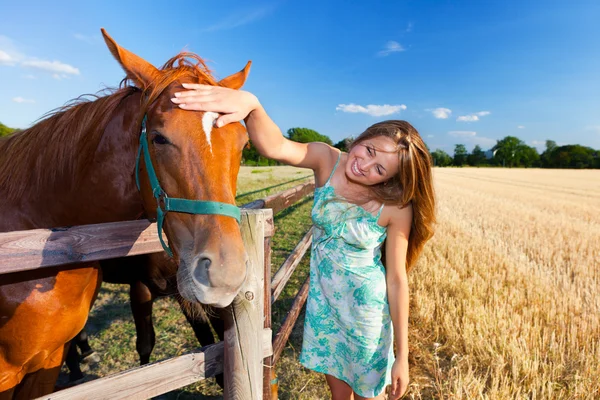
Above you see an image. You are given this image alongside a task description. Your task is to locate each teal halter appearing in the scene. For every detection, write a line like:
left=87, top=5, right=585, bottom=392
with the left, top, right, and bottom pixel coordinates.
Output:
left=135, top=115, right=241, bottom=257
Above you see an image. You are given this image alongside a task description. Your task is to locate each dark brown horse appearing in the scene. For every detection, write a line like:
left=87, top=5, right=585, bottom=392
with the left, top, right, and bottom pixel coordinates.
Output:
left=0, top=29, right=250, bottom=399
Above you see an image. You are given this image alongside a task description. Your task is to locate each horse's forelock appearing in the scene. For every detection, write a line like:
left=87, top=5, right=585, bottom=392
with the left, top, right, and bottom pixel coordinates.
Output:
left=144, top=53, right=219, bottom=109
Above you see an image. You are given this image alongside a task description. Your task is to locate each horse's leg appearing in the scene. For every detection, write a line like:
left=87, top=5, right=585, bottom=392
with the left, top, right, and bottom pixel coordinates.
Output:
left=74, top=328, right=100, bottom=365
left=130, top=281, right=155, bottom=365
left=64, top=339, right=84, bottom=382
left=177, top=299, right=225, bottom=388
left=208, top=309, right=226, bottom=389
left=74, top=329, right=93, bottom=359
left=0, top=388, right=15, bottom=400
left=12, top=343, right=66, bottom=400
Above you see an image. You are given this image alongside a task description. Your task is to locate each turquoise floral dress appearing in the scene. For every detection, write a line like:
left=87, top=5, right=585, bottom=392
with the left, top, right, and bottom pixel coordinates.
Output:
left=299, top=152, right=394, bottom=398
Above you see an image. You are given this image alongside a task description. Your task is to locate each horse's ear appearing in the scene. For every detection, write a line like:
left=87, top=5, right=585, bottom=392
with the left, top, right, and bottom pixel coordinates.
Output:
left=219, top=61, right=251, bottom=90
left=101, top=28, right=160, bottom=89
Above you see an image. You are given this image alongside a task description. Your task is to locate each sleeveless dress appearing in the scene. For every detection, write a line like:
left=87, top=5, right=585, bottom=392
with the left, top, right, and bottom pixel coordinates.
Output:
left=299, top=152, right=394, bottom=398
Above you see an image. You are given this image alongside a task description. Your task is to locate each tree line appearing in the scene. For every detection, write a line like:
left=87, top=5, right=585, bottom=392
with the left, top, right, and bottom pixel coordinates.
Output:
left=431, top=137, right=599, bottom=169
left=1, top=121, right=597, bottom=169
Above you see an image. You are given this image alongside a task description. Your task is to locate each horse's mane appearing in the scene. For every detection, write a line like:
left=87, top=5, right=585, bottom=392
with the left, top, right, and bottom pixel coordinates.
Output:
left=0, top=53, right=217, bottom=202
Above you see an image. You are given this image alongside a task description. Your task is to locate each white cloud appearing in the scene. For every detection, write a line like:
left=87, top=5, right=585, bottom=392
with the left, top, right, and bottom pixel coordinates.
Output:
left=585, top=125, right=600, bottom=134
left=1, top=36, right=79, bottom=78
left=22, top=59, right=80, bottom=75
left=448, top=131, right=496, bottom=148
left=13, top=97, right=35, bottom=103
left=74, top=33, right=100, bottom=44
left=531, top=140, right=545, bottom=146
left=430, top=107, right=452, bottom=119
left=336, top=103, right=407, bottom=117
left=518, top=125, right=525, bottom=129
left=202, top=6, right=274, bottom=32
left=449, top=131, right=477, bottom=137
left=0, top=50, right=15, bottom=65
left=21, top=74, right=36, bottom=79
left=406, top=22, right=414, bottom=33
left=0, top=35, right=24, bottom=66
left=427, top=134, right=434, bottom=138
left=52, top=73, right=72, bottom=80
left=457, top=111, right=491, bottom=122
left=378, top=41, right=405, bottom=56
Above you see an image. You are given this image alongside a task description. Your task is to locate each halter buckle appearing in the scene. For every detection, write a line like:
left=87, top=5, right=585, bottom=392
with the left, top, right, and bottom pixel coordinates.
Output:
left=154, top=188, right=169, bottom=212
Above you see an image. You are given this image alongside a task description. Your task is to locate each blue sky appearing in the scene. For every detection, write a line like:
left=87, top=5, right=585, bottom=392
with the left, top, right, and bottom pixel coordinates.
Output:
left=1, top=0, right=599, bottom=153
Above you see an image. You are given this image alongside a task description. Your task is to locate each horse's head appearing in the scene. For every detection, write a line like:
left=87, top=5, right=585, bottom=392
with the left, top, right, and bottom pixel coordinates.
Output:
left=102, top=29, right=249, bottom=308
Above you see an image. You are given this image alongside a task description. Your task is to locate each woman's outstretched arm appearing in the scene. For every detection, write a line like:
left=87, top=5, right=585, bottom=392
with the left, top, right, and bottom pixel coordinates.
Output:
left=172, top=84, right=333, bottom=170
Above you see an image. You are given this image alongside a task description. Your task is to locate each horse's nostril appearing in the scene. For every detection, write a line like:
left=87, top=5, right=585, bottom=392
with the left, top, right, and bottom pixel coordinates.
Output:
left=199, top=257, right=212, bottom=272
left=192, top=256, right=213, bottom=286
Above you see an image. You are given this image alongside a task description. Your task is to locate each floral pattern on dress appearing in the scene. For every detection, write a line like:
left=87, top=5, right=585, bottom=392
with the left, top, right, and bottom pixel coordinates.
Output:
left=299, top=153, right=394, bottom=398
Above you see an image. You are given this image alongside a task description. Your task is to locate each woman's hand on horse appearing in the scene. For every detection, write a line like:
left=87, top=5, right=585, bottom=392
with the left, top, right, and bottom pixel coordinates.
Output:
left=172, top=84, right=259, bottom=127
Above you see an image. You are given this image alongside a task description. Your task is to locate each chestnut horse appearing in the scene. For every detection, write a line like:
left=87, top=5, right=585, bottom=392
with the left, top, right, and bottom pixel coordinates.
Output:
left=0, top=29, right=250, bottom=399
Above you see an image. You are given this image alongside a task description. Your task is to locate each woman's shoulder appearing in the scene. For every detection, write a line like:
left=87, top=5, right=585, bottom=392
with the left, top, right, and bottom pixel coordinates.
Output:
left=381, top=202, right=413, bottom=235
left=309, top=143, right=343, bottom=187
left=306, top=142, right=341, bottom=163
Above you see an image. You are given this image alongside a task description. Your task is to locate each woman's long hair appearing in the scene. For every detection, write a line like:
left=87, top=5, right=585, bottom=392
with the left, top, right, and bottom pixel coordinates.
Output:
left=349, top=120, right=436, bottom=271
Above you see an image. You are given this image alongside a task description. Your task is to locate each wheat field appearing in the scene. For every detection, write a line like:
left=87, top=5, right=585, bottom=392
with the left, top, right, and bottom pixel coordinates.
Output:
left=401, top=168, right=600, bottom=399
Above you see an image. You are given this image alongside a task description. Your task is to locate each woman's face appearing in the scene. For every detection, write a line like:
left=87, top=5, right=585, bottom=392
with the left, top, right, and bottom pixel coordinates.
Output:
left=345, top=136, right=400, bottom=186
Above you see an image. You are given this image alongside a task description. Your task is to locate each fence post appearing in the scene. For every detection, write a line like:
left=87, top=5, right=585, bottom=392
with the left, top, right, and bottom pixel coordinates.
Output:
left=262, top=233, right=276, bottom=400
left=223, top=209, right=269, bottom=399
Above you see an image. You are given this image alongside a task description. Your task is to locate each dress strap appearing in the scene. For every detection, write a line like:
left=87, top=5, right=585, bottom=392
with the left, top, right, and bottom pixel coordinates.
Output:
left=324, top=151, right=342, bottom=187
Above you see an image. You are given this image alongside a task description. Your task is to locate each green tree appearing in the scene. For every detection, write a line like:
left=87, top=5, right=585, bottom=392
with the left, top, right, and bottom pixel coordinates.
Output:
left=242, top=141, right=278, bottom=166
left=431, top=149, right=452, bottom=167
left=492, top=136, right=521, bottom=167
left=467, top=145, right=487, bottom=166
left=287, top=127, right=332, bottom=145
left=453, top=144, right=468, bottom=166
left=333, top=137, right=353, bottom=152
left=518, top=144, right=540, bottom=167
left=545, top=145, right=597, bottom=168
left=492, top=136, right=539, bottom=167
left=0, top=122, right=17, bottom=137
left=540, top=140, right=558, bottom=167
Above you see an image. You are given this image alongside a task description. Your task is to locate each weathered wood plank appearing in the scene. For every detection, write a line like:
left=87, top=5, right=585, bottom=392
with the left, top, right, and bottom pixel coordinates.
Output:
left=0, top=220, right=159, bottom=274
left=271, top=227, right=313, bottom=304
left=223, top=209, right=265, bottom=400
left=35, top=329, right=273, bottom=400
left=38, top=342, right=223, bottom=400
left=272, top=277, right=310, bottom=365
left=0, top=210, right=273, bottom=274
left=243, top=180, right=314, bottom=215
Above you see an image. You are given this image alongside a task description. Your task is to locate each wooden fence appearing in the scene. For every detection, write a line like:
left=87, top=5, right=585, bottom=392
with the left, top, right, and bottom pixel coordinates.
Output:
left=0, top=179, right=316, bottom=400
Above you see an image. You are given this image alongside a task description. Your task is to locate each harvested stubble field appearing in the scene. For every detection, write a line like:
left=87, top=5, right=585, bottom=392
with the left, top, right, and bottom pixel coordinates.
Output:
left=65, top=166, right=600, bottom=399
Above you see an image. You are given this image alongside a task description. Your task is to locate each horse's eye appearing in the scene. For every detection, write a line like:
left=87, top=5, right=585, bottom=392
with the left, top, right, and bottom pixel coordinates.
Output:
left=152, top=133, right=169, bottom=145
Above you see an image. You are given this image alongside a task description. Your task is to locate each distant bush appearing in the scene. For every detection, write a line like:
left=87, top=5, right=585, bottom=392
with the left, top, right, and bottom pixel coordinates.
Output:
left=0, top=122, right=17, bottom=137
